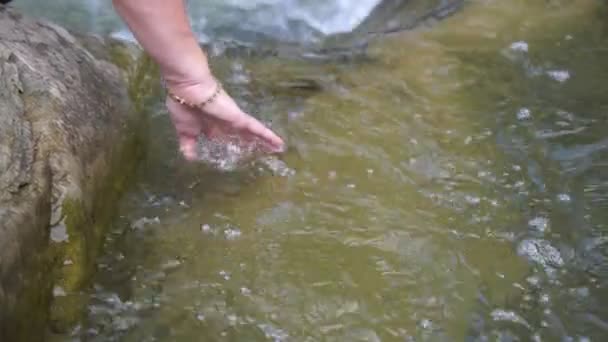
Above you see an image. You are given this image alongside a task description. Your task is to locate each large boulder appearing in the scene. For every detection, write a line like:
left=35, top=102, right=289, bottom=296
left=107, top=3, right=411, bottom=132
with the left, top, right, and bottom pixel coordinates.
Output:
left=0, top=6, right=153, bottom=340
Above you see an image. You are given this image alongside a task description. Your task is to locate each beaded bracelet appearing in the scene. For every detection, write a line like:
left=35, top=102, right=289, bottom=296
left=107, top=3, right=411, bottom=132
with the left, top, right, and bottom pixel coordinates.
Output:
left=167, top=78, right=223, bottom=109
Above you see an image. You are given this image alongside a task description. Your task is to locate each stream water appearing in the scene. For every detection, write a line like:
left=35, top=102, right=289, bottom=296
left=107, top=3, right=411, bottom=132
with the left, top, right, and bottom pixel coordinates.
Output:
left=14, top=0, right=608, bottom=341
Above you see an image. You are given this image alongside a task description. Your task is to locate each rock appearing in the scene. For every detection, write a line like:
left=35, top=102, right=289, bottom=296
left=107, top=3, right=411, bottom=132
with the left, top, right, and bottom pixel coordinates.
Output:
left=0, top=6, right=152, bottom=340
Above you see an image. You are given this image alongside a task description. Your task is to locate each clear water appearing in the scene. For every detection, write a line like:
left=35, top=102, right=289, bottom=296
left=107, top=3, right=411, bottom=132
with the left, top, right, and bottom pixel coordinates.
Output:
left=13, top=0, right=608, bottom=341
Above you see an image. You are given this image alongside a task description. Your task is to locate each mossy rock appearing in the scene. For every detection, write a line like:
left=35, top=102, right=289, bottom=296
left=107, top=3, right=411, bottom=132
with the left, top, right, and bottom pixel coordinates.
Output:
left=0, top=7, right=159, bottom=341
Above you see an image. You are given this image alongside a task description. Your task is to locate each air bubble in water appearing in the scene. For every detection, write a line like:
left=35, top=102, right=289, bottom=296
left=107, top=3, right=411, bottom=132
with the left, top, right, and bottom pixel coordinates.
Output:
left=419, top=319, right=432, bottom=329
left=547, top=70, right=570, bottom=83
left=465, top=195, right=481, bottom=205
left=195, top=136, right=266, bottom=172
left=53, top=286, right=67, bottom=297
left=510, top=41, right=529, bottom=52
left=517, top=239, right=564, bottom=269
left=490, top=309, right=530, bottom=328
left=528, top=217, right=549, bottom=233
left=517, top=108, right=532, bottom=120
left=224, top=227, right=242, bottom=240
left=540, top=293, right=550, bottom=304
left=219, top=270, right=231, bottom=280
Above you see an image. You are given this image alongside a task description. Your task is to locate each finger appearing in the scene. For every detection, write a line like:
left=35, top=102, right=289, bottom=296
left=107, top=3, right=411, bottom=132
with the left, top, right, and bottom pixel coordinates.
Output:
left=238, top=117, right=285, bottom=152
left=178, top=135, right=198, bottom=161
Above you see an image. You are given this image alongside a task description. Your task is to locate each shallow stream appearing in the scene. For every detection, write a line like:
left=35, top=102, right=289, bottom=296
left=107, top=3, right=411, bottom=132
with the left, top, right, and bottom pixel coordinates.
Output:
left=15, top=0, right=608, bottom=340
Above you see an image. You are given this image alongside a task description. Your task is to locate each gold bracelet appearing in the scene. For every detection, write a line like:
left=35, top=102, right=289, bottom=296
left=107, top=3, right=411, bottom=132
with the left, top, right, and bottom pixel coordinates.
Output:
left=168, top=78, right=223, bottom=109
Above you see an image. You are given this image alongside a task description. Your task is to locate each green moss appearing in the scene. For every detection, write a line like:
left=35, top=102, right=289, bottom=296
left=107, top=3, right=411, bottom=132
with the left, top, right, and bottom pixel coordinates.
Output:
left=47, top=50, right=161, bottom=333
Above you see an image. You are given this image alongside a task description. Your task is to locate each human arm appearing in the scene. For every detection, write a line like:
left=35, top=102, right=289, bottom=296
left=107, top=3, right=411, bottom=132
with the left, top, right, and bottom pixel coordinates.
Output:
left=112, top=0, right=285, bottom=159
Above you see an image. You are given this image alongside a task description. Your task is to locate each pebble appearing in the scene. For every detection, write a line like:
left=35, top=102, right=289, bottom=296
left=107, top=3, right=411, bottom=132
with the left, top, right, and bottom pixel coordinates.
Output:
left=201, top=224, right=212, bottom=233
left=557, top=193, right=571, bottom=202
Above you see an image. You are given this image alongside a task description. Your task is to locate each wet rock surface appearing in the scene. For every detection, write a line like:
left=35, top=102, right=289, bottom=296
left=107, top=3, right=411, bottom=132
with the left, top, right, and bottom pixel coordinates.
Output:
left=0, top=5, right=145, bottom=340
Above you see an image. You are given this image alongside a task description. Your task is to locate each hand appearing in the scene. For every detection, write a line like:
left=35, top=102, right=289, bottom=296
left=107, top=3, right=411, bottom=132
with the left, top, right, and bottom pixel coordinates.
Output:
left=166, top=80, right=285, bottom=161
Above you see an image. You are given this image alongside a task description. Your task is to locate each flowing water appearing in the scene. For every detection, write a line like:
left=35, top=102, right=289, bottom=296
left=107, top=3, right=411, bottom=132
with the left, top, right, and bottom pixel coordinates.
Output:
left=13, top=0, right=608, bottom=341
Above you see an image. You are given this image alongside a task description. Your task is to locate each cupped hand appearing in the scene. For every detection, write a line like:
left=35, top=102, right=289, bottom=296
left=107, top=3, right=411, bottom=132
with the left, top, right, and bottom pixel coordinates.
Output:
left=165, top=81, right=285, bottom=161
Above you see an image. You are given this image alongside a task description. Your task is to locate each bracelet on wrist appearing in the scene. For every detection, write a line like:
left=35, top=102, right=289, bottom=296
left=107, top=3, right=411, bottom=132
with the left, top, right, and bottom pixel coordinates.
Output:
left=167, top=77, right=223, bottom=109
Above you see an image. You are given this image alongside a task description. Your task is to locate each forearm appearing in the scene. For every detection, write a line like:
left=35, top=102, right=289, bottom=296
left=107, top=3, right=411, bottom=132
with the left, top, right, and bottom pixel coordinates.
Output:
left=112, top=0, right=213, bottom=88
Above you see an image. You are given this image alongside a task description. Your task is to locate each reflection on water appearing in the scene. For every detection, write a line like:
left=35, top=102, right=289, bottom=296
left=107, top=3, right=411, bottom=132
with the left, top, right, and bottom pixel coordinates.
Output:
left=48, top=0, right=608, bottom=341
